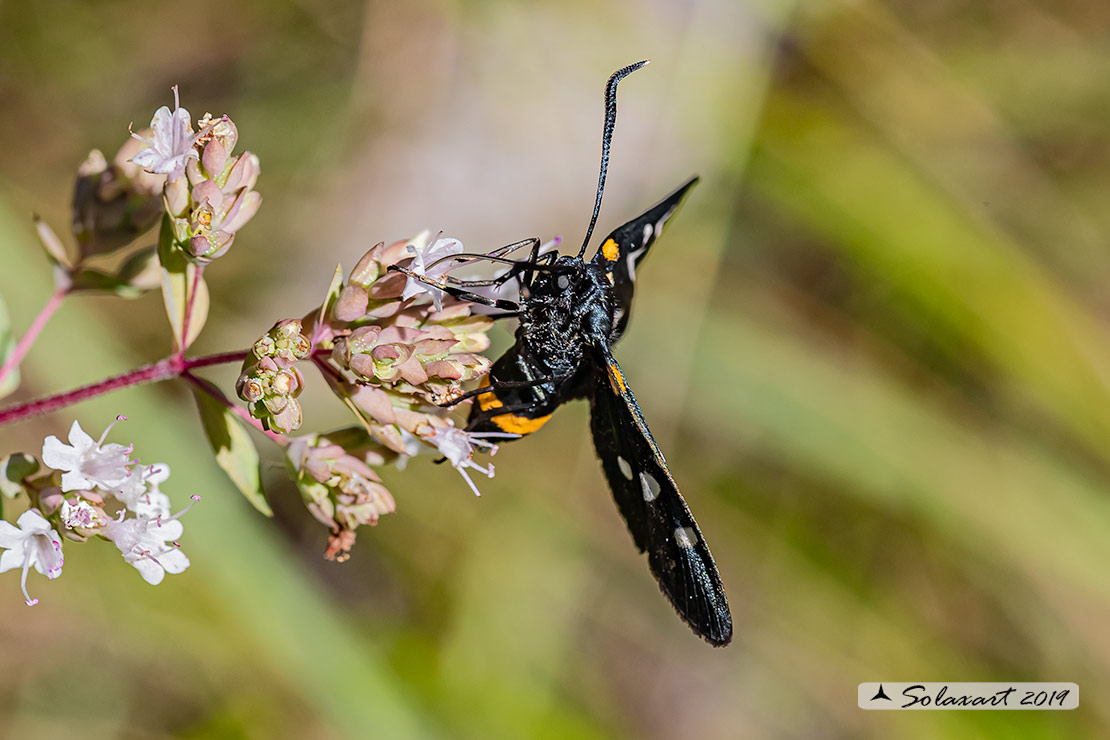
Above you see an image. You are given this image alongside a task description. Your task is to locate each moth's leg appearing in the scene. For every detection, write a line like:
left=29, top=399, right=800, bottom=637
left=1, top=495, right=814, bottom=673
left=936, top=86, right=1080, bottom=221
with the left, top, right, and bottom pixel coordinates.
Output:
left=387, top=265, right=520, bottom=311
left=428, top=239, right=540, bottom=282
left=520, top=236, right=545, bottom=288
left=436, top=376, right=554, bottom=408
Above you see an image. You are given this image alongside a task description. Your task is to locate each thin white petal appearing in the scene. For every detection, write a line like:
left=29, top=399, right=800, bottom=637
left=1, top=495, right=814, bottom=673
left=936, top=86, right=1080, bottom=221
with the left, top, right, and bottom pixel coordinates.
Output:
left=0, top=520, right=24, bottom=548
left=60, top=470, right=93, bottom=493
left=154, top=519, right=184, bottom=541
left=159, top=548, right=190, bottom=574
left=41, top=435, right=80, bottom=470
left=67, top=420, right=94, bottom=450
left=130, top=149, right=162, bottom=168
left=0, top=548, right=24, bottom=573
left=148, top=105, right=174, bottom=130
left=33, top=534, right=64, bottom=579
left=146, top=463, right=171, bottom=484
left=132, top=558, right=165, bottom=585
left=15, top=510, right=50, bottom=533
left=171, top=106, right=192, bottom=127
left=132, top=492, right=171, bottom=518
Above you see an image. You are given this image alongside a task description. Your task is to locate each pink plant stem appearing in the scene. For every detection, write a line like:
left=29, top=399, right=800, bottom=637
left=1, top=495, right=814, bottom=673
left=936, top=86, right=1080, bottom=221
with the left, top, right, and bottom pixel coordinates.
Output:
left=0, top=350, right=247, bottom=426
left=0, top=287, right=67, bottom=387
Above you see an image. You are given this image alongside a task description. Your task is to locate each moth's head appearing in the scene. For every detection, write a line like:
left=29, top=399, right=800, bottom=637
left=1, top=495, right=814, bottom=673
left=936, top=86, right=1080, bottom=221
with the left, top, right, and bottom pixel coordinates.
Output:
left=528, top=255, right=585, bottom=296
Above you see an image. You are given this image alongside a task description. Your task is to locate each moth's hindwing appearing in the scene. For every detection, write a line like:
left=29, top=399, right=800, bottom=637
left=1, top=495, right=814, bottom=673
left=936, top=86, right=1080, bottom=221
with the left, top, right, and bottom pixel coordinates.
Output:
left=587, top=345, right=732, bottom=646
left=591, top=176, right=699, bottom=340
left=466, top=357, right=557, bottom=438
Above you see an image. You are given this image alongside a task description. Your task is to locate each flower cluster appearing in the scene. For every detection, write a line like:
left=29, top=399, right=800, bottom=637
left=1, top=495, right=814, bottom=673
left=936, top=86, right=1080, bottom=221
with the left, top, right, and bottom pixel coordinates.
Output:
left=329, top=235, right=494, bottom=406
left=0, top=418, right=194, bottom=605
left=2, top=84, right=523, bottom=592
left=285, top=429, right=396, bottom=561
left=236, top=319, right=311, bottom=434
left=240, top=233, right=513, bottom=558
left=131, top=87, right=261, bottom=263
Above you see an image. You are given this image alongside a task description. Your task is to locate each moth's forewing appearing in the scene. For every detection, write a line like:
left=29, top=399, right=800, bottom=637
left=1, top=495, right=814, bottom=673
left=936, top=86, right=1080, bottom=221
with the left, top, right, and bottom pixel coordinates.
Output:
left=590, top=177, right=699, bottom=340
left=588, top=346, right=732, bottom=646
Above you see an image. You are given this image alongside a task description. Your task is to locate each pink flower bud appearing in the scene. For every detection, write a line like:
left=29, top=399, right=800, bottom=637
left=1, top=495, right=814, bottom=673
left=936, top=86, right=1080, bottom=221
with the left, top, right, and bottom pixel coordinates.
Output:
left=349, top=245, right=383, bottom=286
left=164, top=175, right=190, bottom=217
left=269, top=399, right=303, bottom=434
left=39, top=489, right=65, bottom=515
left=351, top=386, right=396, bottom=424
left=220, top=190, right=261, bottom=235
left=424, top=360, right=463, bottom=380
left=223, top=152, right=260, bottom=193
left=334, top=284, right=369, bottom=322
left=201, top=139, right=227, bottom=178
left=192, top=180, right=224, bottom=211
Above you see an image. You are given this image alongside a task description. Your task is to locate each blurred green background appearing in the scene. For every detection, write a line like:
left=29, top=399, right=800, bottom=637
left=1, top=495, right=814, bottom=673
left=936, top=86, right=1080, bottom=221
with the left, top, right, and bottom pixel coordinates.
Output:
left=2, top=0, right=1109, bottom=737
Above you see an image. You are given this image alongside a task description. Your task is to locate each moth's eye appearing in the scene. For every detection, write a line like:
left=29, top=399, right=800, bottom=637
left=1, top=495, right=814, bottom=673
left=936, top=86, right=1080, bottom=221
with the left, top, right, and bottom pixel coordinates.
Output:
left=557, top=275, right=570, bottom=290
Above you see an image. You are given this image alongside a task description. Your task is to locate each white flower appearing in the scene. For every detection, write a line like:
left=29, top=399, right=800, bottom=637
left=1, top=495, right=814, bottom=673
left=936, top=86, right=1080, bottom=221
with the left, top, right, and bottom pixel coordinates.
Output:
left=104, top=506, right=191, bottom=585
left=402, top=234, right=465, bottom=310
left=393, top=428, right=424, bottom=471
left=60, top=500, right=107, bottom=530
left=428, top=426, right=519, bottom=497
left=130, top=85, right=200, bottom=182
left=110, top=462, right=171, bottom=516
left=132, top=491, right=172, bottom=519
left=42, top=418, right=133, bottom=492
left=110, top=465, right=147, bottom=508
left=0, top=510, right=64, bottom=606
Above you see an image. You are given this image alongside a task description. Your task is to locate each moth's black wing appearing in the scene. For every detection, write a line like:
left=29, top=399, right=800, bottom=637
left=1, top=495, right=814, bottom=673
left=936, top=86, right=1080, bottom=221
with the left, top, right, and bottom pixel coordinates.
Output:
left=590, top=176, right=699, bottom=342
left=587, top=344, right=732, bottom=646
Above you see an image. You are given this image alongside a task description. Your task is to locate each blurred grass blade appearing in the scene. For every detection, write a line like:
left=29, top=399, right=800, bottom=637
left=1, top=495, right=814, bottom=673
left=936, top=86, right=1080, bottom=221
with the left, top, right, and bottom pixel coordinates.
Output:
left=690, top=308, right=1110, bottom=611
left=749, top=89, right=1110, bottom=465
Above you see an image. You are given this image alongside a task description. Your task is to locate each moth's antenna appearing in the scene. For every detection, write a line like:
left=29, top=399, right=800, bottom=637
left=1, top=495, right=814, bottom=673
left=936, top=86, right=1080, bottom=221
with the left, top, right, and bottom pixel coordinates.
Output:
left=576, top=60, right=649, bottom=259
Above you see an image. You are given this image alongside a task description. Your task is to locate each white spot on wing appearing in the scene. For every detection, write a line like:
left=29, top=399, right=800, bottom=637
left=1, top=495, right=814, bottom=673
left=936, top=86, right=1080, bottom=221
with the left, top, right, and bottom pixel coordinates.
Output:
left=617, top=456, right=633, bottom=480
left=640, top=471, right=661, bottom=501
left=625, top=248, right=645, bottom=281
left=655, top=205, right=677, bottom=236
left=674, top=527, right=698, bottom=548
left=642, top=223, right=653, bottom=244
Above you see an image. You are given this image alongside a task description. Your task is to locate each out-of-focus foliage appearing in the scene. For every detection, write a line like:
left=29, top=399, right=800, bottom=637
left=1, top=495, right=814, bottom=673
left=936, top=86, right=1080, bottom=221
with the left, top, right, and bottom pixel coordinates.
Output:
left=1, top=0, right=1109, bottom=737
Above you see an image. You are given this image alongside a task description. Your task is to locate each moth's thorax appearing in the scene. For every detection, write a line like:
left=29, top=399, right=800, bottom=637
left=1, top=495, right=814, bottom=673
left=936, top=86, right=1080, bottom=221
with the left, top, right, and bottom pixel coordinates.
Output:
left=519, top=257, right=615, bottom=376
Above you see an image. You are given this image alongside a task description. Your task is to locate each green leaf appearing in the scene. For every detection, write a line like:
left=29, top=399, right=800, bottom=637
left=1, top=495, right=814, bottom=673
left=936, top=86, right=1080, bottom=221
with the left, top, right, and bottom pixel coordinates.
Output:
left=69, top=267, right=144, bottom=298
left=318, top=263, right=344, bottom=328
left=0, top=289, right=18, bottom=399
left=117, top=245, right=161, bottom=292
left=69, top=246, right=162, bottom=299
left=192, top=384, right=272, bottom=516
left=33, top=215, right=72, bottom=269
left=158, top=217, right=209, bottom=351
left=0, top=452, right=39, bottom=499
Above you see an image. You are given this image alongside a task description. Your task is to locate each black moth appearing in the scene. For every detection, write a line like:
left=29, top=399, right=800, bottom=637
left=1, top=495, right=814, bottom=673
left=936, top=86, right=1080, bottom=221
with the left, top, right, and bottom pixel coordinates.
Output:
left=392, top=61, right=732, bottom=646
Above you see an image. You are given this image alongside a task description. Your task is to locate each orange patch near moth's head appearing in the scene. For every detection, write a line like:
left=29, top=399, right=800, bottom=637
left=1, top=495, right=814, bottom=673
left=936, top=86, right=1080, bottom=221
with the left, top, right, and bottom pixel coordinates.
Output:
left=601, top=238, right=620, bottom=261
